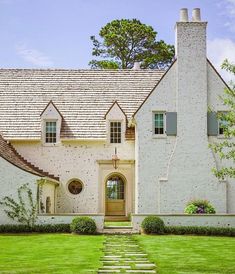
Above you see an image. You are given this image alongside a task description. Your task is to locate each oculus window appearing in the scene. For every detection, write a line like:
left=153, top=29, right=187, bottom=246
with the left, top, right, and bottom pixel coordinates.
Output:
left=68, top=180, right=83, bottom=195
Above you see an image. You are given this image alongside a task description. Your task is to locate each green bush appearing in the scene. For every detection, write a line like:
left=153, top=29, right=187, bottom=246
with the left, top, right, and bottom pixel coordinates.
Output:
left=70, top=217, right=97, bottom=234
left=164, top=226, right=235, bottom=237
left=184, top=200, right=216, bottom=214
left=141, top=216, right=165, bottom=234
left=0, top=224, right=70, bottom=233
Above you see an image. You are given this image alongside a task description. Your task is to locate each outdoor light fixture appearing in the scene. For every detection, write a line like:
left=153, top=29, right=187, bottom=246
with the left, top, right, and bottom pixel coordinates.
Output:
left=112, top=147, right=120, bottom=169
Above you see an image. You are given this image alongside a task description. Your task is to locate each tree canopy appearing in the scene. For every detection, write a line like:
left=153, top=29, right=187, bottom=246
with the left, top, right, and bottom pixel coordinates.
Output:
left=89, top=19, right=175, bottom=70
left=210, top=59, right=235, bottom=179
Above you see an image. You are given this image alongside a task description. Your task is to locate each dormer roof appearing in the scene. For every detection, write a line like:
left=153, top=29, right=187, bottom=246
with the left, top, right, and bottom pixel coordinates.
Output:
left=40, top=100, right=63, bottom=118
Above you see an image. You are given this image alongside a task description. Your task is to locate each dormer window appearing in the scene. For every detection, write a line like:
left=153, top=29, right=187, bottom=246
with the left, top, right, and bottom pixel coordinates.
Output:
left=104, top=101, right=127, bottom=144
left=40, top=101, right=63, bottom=145
left=45, top=121, right=57, bottom=143
left=110, top=121, right=122, bottom=143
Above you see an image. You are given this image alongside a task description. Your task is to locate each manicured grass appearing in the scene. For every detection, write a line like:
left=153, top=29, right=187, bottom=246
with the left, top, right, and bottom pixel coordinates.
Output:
left=104, top=221, right=132, bottom=227
left=0, top=234, right=104, bottom=273
left=135, top=235, right=235, bottom=274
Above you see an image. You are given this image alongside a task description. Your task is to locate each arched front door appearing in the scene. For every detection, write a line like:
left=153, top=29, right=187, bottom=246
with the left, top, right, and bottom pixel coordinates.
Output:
left=105, top=175, right=125, bottom=216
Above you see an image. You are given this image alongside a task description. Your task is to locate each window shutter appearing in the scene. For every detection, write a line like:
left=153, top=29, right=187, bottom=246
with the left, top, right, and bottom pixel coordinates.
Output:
left=207, top=112, right=218, bottom=136
left=166, top=112, right=177, bottom=136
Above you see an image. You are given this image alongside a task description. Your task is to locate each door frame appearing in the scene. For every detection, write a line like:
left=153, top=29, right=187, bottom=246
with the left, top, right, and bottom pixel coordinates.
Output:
left=104, top=172, right=127, bottom=216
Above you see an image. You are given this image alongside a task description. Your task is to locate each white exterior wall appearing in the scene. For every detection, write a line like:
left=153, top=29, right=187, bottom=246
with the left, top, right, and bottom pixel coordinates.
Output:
left=0, top=157, right=40, bottom=224
left=135, top=64, right=177, bottom=214
left=132, top=214, right=235, bottom=231
left=12, top=141, right=135, bottom=214
left=207, top=63, right=235, bottom=213
left=135, top=21, right=230, bottom=214
left=39, top=181, right=57, bottom=214
left=37, top=214, right=104, bottom=232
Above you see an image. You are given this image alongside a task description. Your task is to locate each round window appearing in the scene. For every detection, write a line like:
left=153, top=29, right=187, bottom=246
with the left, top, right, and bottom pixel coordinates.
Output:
left=68, top=180, right=83, bottom=195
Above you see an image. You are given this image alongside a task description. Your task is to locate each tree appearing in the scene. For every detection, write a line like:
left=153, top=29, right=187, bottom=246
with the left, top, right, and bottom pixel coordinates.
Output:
left=0, top=184, right=38, bottom=227
left=89, top=19, right=175, bottom=69
left=210, top=59, right=235, bottom=180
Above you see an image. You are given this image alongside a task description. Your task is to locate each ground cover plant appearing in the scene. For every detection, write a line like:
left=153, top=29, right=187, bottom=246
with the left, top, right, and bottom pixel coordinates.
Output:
left=135, top=235, right=235, bottom=274
left=0, top=234, right=104, bottom=273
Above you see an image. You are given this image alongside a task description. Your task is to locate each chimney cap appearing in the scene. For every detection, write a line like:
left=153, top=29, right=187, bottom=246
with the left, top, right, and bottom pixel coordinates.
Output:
left=133, top=62, right=141, bottom=70
left=180, top=8, right=189, bottom=22
left=192, top=8, right=201, bottom=22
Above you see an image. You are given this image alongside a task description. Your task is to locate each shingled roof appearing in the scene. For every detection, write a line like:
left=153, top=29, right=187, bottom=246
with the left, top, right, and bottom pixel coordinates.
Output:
left=0, top=69, right=165, bottom=139
left=0, top=134, right=59, bottom=180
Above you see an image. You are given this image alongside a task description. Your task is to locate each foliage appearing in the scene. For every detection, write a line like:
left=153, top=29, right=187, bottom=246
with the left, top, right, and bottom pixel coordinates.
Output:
left=209, top=59, right=235, bottom=180
left=70, top=217, right=97, bottom=234
left=141, top=216, right=165, bottom=234
left=0, top=223, right=71, bottom=233
left=164, top=226, right=235, bottom=236
left=184, top=200, right=216, bottom=214
left=89, top=19, right=174, bottom=69
left=0, top=184, right=38, bottom=227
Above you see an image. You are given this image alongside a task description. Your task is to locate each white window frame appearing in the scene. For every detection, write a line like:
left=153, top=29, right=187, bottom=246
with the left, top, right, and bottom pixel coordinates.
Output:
left=109, top=120, right=122, bottom=144
left=43, top=120, right=58, bottom=145
left=153, top=112, right=166, bottom=137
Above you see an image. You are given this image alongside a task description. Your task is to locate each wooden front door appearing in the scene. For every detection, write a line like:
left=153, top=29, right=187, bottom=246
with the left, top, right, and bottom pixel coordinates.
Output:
left=105, top=175, right=125, bottom=216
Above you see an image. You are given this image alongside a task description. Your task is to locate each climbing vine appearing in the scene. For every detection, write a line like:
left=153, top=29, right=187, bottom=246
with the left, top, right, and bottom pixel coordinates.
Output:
left=0, top=184, right=38, bottom=227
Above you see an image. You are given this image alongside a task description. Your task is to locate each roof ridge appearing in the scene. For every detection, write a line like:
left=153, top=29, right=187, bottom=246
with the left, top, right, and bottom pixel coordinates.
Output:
left=0, top=68, right=166, bottom=72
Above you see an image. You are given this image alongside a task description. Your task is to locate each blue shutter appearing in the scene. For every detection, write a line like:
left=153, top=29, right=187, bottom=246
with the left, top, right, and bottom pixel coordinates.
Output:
left=166, top=112, right=177, bottom=136
left=207, top=112, right=218, bottom=136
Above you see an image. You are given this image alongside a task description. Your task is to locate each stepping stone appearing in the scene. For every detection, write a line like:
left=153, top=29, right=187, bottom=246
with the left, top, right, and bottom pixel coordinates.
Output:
left=98, top=235, right=156, bottom=273
left=102, top=265, right=131, bottom=269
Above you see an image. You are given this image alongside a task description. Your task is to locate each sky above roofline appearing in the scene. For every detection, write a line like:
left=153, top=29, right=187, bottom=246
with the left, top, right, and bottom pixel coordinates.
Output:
left=0, top=0, right=235, bottom=82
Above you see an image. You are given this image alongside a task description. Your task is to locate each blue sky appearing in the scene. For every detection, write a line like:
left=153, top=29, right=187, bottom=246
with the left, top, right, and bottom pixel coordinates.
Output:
left=0, top=0, right=235, bottom=81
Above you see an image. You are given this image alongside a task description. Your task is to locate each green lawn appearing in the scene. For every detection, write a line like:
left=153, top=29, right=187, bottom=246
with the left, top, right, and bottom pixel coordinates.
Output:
left=104, top=221, right=132, bottom=227
left=0, top=234, right=104, bottom=274
left=135, top=235, right=235, bottom=274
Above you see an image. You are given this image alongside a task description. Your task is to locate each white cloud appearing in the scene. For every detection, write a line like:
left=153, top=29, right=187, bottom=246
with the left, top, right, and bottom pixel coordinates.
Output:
left=16, top=43, right=54, bottom=67
left=207, top=38, right=235, bottom=83
left=220, top=0, right=235, bottom=32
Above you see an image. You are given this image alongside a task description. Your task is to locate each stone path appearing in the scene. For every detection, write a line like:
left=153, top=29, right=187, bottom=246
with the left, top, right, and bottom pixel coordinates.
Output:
left=98, top=235, right=156, bottom=273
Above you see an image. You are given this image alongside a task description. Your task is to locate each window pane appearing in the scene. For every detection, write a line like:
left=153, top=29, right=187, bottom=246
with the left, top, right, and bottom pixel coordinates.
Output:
left=154, top=113, right=164, bottom=135
left=106, top=176, right=124, bottom=200
left=45, top=121, right=57, bottom=143
left=110, top=121, right=121, bottom=143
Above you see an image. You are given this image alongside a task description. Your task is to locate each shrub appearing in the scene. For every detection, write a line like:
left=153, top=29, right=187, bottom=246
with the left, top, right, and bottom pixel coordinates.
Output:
left=0, top=224, right=70, bottom=233
left=70, top=217, right=97, bottom=234
left=184, top=200, right=216, bottom=214
left=141, top=216, right=165, bottom=234
left=164, top=226, right=235, bottom=237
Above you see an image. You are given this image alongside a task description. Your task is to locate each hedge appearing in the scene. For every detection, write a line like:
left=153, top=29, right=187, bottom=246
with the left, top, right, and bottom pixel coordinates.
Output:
left=164, top=226, right=235, bottom=237
left=0, top=224, right=71, bottom=233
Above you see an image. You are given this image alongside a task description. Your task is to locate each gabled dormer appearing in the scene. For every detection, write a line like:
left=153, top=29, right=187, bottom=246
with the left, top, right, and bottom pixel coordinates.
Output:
left=104, top=101, right=127, bottom=144
left=40, top=101, right=63, bottom=145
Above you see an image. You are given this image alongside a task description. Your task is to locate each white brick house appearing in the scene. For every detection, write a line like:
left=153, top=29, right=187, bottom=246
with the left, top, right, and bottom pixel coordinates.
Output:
left=0, top=8, right=234, bottom=226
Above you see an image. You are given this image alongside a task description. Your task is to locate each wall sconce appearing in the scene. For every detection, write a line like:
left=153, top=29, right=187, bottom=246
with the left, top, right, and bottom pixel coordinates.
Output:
left=112, top=147, right=120, bottom=169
